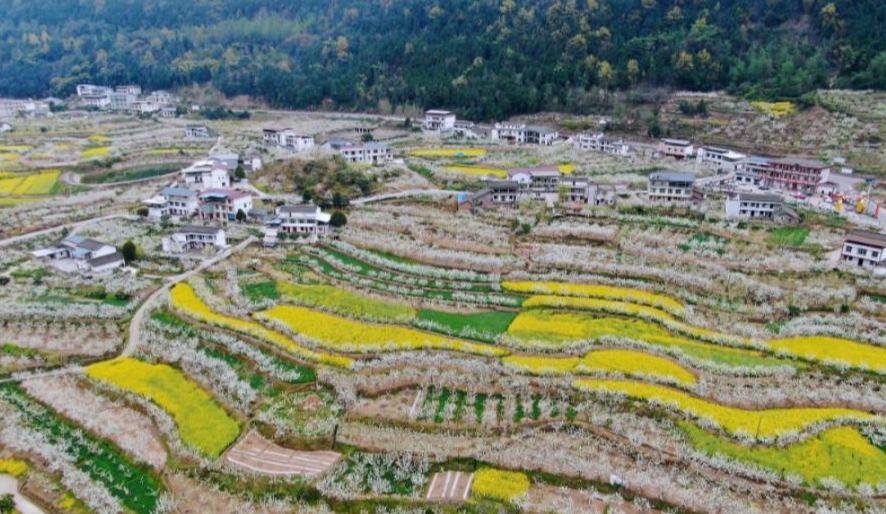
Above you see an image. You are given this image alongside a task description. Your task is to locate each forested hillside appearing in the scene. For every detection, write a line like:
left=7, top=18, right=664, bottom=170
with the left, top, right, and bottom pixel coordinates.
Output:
left=0, top=0, right=884, bottom=119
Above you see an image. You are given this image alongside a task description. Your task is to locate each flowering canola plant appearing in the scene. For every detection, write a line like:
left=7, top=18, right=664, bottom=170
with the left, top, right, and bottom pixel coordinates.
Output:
left=170, top=283, right=353, bottom=368
left=277, top=282, right=417, bottom=323
left=503, top=280, right=685, bottom=315
left=505, top=310, right=784, bottom=370
left=521, top=295, right=732, bottom=342
left=681, top=423, right=886, bottom=489
left=573, top=378, right=880, bottom=442
left=503, top=350, right=696, bottom=386
left=86, top=358, right=240, bottom=457
left=258, top=304, right=508, bottom=357
left=470, top=468, right=530, bottom=502
left=765, top=336, right=886, bottom=375
left=577, top=349, right=697, bottom=386
left=0, top=169, right=60, bottom=195
left=0, top=458, right=28, bottom=477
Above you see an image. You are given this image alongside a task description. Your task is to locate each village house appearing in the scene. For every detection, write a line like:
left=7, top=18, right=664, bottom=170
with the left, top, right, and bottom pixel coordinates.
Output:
left=274, top=204, right=332, bottom=236
left=263, top=128, right=315, bottom=152
left=724, top=193, right=800, bottom=224
left=80, top=93, right=111, bottom=109
left=185, top=125, right=213, bottom=139
left=76, top=84, right=112, bottom=98
left=452, top=120, right=491, bottom=139
left=181, top=158, right=231, bottom=190
left=162, top=226, right=227, bottom=253
left=559, top=177, right=616, bottom=206
left=736, top=156, right=769, bottom=185
left=758, top=157, right=830, bottom=195
left=143, top=186, right=199, bottom=219
left=198, top=189, right=253, bottom=222
left=696, top=146, right=746, bottom=173
left=841, top=230, right=886, bottom=270
left=573, top=132, right=631, bottom=156
left=491, top=123, right=558, bottom=145
left=422, top=110, right=457, bottom=132
left=327, top=140, right=392, bottom=164
left=115, top=85, right=142, bottom=96
left=108, top=91, right=136, bottom=112
left=647, top=171, right=698, bottom=202
left=460, top=181, right=521, bottom=211
left=30, top=235, right=124, bottom=274
left=159, top=106, right=177, bottom=118
left=657, top=138, right=695, bottom=159
left=0, top=122, right=12, bottom=132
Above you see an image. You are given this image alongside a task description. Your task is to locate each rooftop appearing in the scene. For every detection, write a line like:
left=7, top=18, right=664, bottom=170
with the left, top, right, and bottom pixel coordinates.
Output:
left=88, top=252, right=124, bottom=268
left=661, top=138, right=691, bottom=146
left=845, top=230, right=886, bottom=248
left=162, top=186, right=195, bottom=198
left=738, top=193, right=784, bottom=203
left=278, top=204, right=321, bottom=214
left=177, top=225, right=223, bottom=235
left=200, top=188, right=251, bottom=200
left=649, top=171, right=696, bottom=183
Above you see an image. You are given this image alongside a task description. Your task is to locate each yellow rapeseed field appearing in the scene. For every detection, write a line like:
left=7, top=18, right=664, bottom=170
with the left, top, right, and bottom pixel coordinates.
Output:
left=577, top=349, right=697, bottom=386
left=87, top=135, right=110, bottom=143
left=81, top=146, right=110, bottom=159
left=573, top=378, right=880, bottom=440
left=409, top=148, right=487, bottom=158
left=503, top=280, right=684, bottom=315
left=750, top=101, right=796, bottom=118
left=765, top=336, right=886, bottom=374
left=503, top=350, right=696, bottom=386
left=442, top=165, right=508, bottom=178
left=0, top=169, right=60, bottom=195
left=470, top=468, right=530, bottom=502
left=258, top=305, right=508, bottom=357
left=86, top=358, right=240, bottom=457
left=502, top=355, right=580, bottom=375
left=0, top=458, right=28, bottom=477
left=522, top=295, right=733, bottom=343
left=170, top=283, right=353, bottom=368
left=277, top=282, right=416, bottom=323
left=558, top=163, right=575, bottom=174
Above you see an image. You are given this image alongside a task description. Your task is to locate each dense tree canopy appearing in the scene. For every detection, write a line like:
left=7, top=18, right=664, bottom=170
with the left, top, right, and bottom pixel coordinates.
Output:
left=0, top=0, right=883, bottom=119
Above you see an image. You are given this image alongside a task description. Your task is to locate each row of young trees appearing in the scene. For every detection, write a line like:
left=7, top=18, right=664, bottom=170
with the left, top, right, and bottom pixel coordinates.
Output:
left=0, top=0, right=883, bottom=118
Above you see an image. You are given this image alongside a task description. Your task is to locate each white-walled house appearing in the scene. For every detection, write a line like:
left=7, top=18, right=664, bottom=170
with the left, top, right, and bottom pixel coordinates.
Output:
left=423, top=110, right=457, bottom=132
left=647, top=171, right=697, bottom=202
left=724, top=193, right=800, bottom=224
left=275, top=205, right=332, bottom=236
left=263, top=128, right=315, bottom=152
left=143, top=186, right=199, bottom=219
left=162, top=226, right=226, bottom=253
left=30, top=235, right=124, bottom=274
left=697, top=146, right=746, bottom=172
left=492, top=123, right=558, bottom=145
left=181, top=159, right=231, bottom=190
left=841, top=230, right=886, bottom=271
left=657, top=139, right=694, bottom=159
left=198, top=189, right=253, bottom=221
left=573, top=132, right=630, bottom=156
left=185, top=125, right=213, bottom=139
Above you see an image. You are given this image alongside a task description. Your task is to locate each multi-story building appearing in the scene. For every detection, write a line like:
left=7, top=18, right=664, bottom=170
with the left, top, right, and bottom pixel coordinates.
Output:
left=736, top=156, right=769, bottom=185
left=647, top=171, right=697, bottom=202
left=657, top=138, right=694, bottom=159
left=162, top=226, right=227, bottom=253
left=841, top=230, right=886, bottom=270
left=198, top=189, right=253, bottom=222
left=181, top=159, right=231, bottom=190
left=724, top=193, right=800, bottom=224
left=491, top=123, right=558, bottom=145
left=275, top=205, right=332, bottom=236
left=108, top=92, right=136, bottom=112
left=263, top=128, right=315, bottom=152
left=115, top=85, right=142, bottom=96
left=330, top=140, right=392, bottom=164
left=558, top=177, right=615, bottom=206
left=696, top=146, right=746, bottom=173
left=76, top=84, right=112, bottom=98
left=573, top=132, right=630, bottom=156
left=423, top=110, right=457, bottom=132
left=462, top=181, right=521, bottom=211
left=80, top=94, right=111, bottom=109
left=759, top=157, right=830, bottom=194
left=143, top=186, right=199, bottom=219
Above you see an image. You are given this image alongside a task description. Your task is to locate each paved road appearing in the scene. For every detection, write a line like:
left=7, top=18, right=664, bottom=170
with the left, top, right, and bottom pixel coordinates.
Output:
left=122, top=236, right=256, bottom=357
left=351, top=189, right=462, bottom=206
left=0, top=214, right=136, bottom=248
left=0, top=475, right=47, bottom=514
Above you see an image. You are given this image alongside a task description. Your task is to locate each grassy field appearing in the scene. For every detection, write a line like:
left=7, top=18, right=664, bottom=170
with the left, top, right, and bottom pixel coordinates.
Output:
left=415, top=309, right=516, bottom=341
left=767, top=227, right=809, bottom=247
left=82, top=163, right=184, bottom=184
left=277, top=281, right=417, bottom=323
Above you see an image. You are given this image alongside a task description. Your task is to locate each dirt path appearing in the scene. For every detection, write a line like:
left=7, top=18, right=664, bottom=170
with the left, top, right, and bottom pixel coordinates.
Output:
left=225, top=430, right=340, bottom=477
